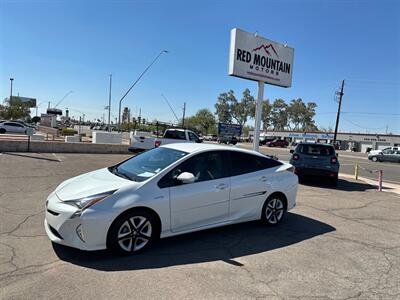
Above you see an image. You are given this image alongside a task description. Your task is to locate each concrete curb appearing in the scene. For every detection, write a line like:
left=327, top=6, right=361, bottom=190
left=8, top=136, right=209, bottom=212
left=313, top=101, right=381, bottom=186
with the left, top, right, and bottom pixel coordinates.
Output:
left=340, top=173, right=400, bottom=195
left=0, top=140, right=132, bottom=154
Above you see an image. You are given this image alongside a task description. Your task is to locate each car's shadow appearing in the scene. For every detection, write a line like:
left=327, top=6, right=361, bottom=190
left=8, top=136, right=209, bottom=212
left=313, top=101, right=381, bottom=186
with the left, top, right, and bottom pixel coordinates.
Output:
left=53, top=213, right=335, bottom=271
left=299, top=177, right=379, bottom=192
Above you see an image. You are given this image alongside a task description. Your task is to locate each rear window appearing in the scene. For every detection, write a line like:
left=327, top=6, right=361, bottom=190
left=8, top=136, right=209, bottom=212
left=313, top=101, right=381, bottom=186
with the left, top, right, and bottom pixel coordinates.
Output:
left=164, top=130, right=186, bottom=140
left=297, top=144, right=335, bottom=156
left=230, top=151, right=282, bottom=176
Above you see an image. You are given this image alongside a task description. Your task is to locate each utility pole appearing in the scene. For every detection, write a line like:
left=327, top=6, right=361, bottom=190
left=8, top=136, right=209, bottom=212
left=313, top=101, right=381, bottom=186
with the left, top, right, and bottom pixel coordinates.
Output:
left=182, top=102, right=186, bottom=127
left=108, top=74, right=112, bottom=132
left=333, top=80, right=345, bottom=144
left=9, top=78, right=14, bottom=104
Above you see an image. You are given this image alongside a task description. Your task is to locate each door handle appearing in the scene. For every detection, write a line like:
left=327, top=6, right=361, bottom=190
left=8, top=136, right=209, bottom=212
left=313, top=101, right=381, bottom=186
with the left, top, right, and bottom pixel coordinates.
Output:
left=215, top=183, right=228, bottom=190
left=259, top=176, right=268, bottom=182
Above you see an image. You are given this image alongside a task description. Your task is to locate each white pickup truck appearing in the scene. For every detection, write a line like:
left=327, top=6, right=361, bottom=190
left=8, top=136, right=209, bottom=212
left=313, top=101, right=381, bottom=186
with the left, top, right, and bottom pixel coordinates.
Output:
left=128, top=128, right=202, bottom=151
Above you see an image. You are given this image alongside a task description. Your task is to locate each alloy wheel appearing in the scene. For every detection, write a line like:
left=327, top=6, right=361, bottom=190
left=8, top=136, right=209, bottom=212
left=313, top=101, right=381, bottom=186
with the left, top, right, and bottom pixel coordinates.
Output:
left=265, top=198, right=284, bottom=224
left=117, top=216, right=152, bottom=252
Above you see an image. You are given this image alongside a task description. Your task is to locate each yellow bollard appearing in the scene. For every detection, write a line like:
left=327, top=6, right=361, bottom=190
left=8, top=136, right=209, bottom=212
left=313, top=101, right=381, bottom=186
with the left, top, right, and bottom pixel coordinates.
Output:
left=354, top=164, right=359, bottom=180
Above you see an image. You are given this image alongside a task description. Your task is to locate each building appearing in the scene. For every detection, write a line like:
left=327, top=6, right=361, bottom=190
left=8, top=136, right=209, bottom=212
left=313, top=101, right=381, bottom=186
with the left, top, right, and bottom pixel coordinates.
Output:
left=253, top=130, right=400, bottom=152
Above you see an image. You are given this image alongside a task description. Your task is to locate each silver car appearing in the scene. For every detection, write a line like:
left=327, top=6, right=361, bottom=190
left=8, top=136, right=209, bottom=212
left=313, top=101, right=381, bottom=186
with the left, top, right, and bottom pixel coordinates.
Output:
left=368, top=148, right=400, bottom=163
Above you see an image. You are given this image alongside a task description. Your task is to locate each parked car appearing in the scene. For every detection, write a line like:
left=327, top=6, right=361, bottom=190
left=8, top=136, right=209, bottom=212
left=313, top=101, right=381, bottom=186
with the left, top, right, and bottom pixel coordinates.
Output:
left=217, top=135, right=238, bottom=145
left=259, top=137, right=275, bottom=146
left=129, top=128, right=201, bottom=151
left=0, top=121, right=34, bottom=134
left=368, top=147, right=398, bottom=157
left=44, top=143, right=298, bottom=254
left=265, top=139, right=289, bottom=147
left=368, top=148, right=400, bottom=163
left=289, top=143, right=340, bottom=186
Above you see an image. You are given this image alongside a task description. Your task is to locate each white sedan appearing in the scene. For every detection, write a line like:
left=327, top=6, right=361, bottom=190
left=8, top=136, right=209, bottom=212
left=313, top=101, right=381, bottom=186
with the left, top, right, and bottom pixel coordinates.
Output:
left=45, top=143, right=298, bottom=254
left=0, top=121, right=32, bottom=134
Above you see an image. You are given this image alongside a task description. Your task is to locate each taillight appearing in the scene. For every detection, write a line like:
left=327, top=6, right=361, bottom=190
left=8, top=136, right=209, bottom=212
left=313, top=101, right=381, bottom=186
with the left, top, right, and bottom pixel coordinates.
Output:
left=155, top=140, right=161, bottom=147
left=331, top=157, right=337, bottom=164
left=293, top=154, right=300, bottom=161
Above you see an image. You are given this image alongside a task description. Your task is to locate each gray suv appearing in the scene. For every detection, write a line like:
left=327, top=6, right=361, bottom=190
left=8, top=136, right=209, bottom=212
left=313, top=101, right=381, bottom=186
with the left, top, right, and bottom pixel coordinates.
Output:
left=289, top=143, right=340, bottom=186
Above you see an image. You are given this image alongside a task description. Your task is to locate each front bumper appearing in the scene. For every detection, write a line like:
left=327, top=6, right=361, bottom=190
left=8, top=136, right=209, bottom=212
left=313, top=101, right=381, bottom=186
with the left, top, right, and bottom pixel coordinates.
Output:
left=44, top=193, right=108, bottom=251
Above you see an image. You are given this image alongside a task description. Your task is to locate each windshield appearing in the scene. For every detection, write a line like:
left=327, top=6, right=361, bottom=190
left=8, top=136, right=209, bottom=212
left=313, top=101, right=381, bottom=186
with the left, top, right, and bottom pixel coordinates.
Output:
left=110, top=147, right=188, bottom=182
left=297, top=144, right=335, bottom=156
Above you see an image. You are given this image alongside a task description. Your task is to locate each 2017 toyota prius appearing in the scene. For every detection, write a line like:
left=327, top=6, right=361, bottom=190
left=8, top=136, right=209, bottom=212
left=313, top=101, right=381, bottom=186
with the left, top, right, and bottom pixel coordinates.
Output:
left=45, top=143, right=298, bottom=254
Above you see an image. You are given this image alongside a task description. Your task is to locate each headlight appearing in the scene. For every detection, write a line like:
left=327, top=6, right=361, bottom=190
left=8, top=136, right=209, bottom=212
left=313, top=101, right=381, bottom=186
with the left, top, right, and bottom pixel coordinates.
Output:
left=64, top=190, right=116, bottom=218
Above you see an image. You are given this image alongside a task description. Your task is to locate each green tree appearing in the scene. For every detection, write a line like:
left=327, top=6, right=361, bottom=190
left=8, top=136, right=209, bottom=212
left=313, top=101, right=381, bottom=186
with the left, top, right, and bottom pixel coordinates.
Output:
left=0, top=98, right=31, bottom=120
left=183, top=108, right=217, bottom=135
left=303, top=102, right=318, bottom=131
left=195, top=108, right=216, bottom=134
left=215, top=90, right=235, bottom=123
left=215, top=89, right=255, bottom=127
left=271, top=99, right=288, bottom=130
left=261, top=99, right=272, bottom=130
left=231, top=88, right=255, bottom=127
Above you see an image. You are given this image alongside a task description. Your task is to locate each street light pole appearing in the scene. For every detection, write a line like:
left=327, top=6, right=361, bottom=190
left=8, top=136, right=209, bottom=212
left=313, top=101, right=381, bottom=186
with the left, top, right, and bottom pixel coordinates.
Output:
left=9, top=78, right=14, bottom=103
left=108, top=74, right=112, bottom=132
left=118, top=50, right=168, bottom=131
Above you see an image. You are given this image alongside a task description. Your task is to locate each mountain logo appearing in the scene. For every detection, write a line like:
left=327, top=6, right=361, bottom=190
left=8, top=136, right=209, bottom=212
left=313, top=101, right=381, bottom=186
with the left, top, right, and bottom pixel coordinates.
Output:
left=253, top=43, right=279, bottom=58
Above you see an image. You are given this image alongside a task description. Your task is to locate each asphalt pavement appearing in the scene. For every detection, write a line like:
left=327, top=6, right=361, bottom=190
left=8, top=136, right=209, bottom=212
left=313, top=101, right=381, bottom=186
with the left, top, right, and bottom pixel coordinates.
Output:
left=1, top=152, right=399, bottom=299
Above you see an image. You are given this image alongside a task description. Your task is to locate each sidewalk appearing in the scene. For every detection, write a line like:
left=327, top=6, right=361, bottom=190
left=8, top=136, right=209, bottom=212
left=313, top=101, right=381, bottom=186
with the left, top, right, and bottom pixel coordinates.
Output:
left=340, top=173, right=400, bottom=195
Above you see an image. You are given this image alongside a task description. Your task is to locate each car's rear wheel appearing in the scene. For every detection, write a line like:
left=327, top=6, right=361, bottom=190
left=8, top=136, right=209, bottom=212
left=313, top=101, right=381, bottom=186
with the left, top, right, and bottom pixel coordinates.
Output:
left=107, top=209, right=158, bottom=254
left=0, top=128, right=5, bottom=134
left=330, top=176, right=339, bottom=187
left=262, top=195, right=286, bottom=226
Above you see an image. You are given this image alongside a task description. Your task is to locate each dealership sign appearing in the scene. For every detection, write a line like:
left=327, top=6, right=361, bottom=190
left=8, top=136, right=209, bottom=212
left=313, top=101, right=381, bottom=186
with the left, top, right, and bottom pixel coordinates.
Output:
left=229, top=28, right=294, bottom=87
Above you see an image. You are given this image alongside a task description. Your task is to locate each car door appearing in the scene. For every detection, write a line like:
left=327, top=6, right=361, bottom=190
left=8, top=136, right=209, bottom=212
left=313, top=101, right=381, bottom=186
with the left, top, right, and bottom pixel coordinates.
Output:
left=159, top=151, right=230, bottom=232
left=229, top=151, right=282, bottom=221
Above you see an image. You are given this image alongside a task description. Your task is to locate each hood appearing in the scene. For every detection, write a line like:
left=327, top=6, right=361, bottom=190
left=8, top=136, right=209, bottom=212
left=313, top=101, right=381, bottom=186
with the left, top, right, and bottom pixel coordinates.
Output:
left=369, top=150, right=382, bottom=156
left=55, top=168, right=136, bottom=201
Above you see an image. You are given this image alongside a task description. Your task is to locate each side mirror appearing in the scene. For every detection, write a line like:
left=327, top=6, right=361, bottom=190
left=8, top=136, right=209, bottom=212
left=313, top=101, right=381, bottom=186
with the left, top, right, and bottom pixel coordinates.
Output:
left=196, top=138, right=203, bottom=143
left=176, top=172, right=195, bottom=184
left=289, top=149, right=294, bottom=154
left=336, top=153, right=339, bottom=157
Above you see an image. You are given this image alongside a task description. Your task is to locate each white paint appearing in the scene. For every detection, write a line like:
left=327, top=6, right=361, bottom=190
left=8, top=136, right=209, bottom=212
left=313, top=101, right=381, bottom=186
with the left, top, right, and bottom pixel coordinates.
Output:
left=253, top=81, right=264, bottom=151
left=44, top=143, right=298, bottom=251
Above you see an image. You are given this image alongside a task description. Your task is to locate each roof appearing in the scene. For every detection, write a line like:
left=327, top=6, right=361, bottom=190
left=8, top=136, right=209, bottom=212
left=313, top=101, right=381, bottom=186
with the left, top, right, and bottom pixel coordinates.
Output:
left=162, top=142, right=265, bottom=156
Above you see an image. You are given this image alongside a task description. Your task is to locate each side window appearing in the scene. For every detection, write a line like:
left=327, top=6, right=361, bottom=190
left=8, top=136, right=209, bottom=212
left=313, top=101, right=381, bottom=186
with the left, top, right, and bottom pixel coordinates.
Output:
left=188, top=132, right=199, bottom=142
left=230, top=152, right=281, bottom=176
left=164, top=130, right=175, bottom=139
left=382, top=149, right=393, bottom=154
left=158, top=151, right=227, bottom=188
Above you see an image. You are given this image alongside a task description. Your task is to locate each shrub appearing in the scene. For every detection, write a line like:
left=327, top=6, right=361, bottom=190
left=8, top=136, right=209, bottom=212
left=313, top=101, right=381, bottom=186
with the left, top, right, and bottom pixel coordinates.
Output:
left=60, top=128, right=77, bottom=136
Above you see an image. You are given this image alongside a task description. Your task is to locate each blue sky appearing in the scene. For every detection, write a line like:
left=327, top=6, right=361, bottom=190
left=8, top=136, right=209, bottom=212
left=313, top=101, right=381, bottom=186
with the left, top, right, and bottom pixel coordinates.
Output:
left=1, top=0, right=399, bottom=133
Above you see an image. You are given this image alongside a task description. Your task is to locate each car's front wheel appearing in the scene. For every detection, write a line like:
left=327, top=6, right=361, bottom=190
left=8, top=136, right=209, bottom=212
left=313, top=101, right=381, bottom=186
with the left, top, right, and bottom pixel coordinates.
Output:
left=107, top=209, right=158, bottom=254
left=371, top=156, right=379, bottom=162
left=0, top=128, right=5, bottom=134
left=262, top=195, right=286, bottom=226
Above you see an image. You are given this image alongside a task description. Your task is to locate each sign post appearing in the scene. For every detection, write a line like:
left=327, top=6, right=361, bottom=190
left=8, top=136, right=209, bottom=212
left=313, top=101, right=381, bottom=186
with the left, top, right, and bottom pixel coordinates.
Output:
left=228, top=28, right=294, bottom=151
left=253, top=81, right=264, bottom=151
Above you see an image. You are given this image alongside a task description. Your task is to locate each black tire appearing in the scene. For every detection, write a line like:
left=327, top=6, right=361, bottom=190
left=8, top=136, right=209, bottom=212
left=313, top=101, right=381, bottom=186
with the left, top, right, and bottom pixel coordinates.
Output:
left=371, top=156, right=379, bottom=162
left=107, top=208, right=159, bottom=255
left=0, top=128, right=5, bottom=134
left=330, top=176, right=338, bottom=187
left=261, top=194, right=287, bottom=226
